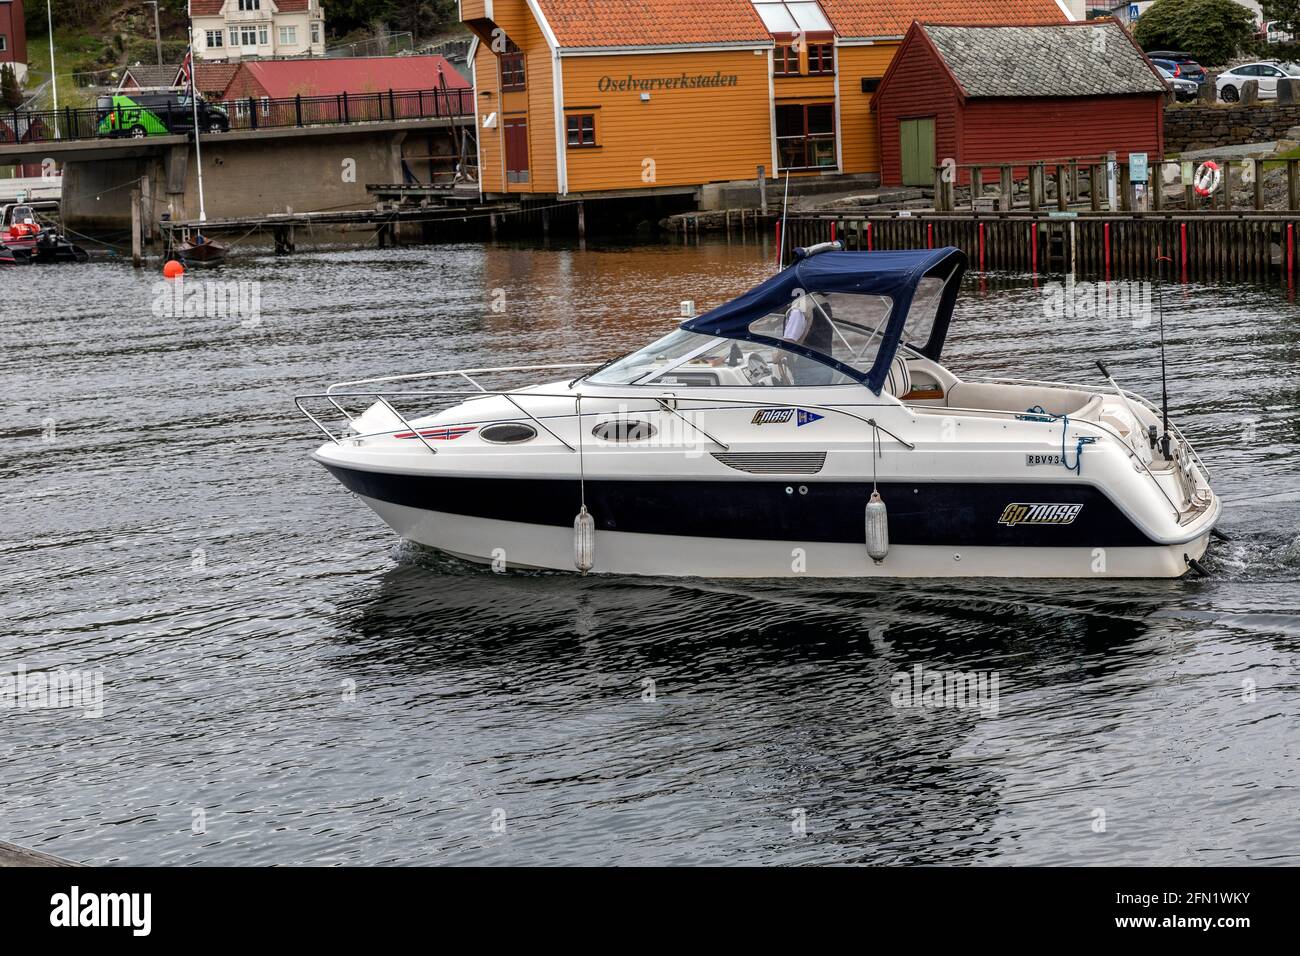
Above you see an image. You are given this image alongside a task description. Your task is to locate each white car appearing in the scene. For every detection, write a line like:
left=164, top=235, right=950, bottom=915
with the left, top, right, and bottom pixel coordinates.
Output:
left=1217, top=61, right=1300, bottom=101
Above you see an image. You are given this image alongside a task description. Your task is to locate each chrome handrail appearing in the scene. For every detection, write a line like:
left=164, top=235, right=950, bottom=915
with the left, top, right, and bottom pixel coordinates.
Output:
left=295, top=388, right=912, bottom=454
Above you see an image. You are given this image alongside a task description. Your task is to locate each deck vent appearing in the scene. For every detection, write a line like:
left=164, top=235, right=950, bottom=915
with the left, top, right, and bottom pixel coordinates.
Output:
left=480, top=422, right=537, bottom=444
left=592, top=419, right=656, bottom=442
left=711, top=452, right=827, bottom=475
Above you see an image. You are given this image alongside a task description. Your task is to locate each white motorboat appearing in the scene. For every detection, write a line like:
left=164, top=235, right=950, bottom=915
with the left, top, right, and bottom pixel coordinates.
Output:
left=298, top=245, right=1220, bottom=578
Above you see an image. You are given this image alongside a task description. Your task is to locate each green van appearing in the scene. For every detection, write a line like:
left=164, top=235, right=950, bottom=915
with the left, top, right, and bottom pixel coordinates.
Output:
left=95, top=93, right=230, bottom=138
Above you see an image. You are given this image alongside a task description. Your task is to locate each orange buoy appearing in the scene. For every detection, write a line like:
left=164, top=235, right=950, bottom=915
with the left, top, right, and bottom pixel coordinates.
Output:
left=163, top=259, right=184, bottom=278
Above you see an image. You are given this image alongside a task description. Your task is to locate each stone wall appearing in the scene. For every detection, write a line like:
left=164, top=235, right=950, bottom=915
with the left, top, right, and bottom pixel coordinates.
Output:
left=1165, top=104, right=1300, bottom=152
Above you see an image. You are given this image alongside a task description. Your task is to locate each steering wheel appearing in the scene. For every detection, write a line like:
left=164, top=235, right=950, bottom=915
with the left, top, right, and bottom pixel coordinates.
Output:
left=744, top=352, right=773, bottom=384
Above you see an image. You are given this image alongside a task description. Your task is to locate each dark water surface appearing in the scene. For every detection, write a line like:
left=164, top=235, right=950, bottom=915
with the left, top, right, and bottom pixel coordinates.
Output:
left=2, top=240, right=1298, bottom=865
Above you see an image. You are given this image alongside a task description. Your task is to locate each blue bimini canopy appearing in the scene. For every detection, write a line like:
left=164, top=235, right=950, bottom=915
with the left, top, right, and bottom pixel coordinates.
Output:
left=680, top=246, right=967, bottom=394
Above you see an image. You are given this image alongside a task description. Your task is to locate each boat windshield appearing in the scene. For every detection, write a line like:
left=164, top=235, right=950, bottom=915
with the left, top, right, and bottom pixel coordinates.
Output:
left=587, top=278, right=948, bottom=387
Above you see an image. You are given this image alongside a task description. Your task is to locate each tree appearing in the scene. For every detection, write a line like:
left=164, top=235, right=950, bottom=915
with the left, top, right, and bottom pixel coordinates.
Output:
left=1262, top=0, right=1299, bottom=33
left=0, top=65, right=22, bottom=110
left=1133, top=0, right=1258, bottom=66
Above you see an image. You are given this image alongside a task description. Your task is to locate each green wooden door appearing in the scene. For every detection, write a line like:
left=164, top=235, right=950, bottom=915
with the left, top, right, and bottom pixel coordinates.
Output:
left=899, top=118, right=936, bottom=187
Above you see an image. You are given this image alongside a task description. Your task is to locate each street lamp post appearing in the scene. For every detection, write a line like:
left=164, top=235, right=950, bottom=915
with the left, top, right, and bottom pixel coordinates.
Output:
left=145, top=2, right=164, bottom=69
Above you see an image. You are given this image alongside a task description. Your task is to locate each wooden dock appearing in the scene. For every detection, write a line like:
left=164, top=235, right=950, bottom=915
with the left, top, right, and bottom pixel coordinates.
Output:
left=777, top=210, right=1300, bottom=284
left=0, top=839, right=81, bottom=867
left=158, top=198, right=525, bottom=256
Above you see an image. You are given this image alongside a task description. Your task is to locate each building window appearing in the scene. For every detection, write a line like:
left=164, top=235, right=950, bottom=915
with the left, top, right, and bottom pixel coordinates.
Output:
left=261, top=96, right=270, bottom=115
left=808, top=43, right=834, bottom=74
left=236, top=26, right=258, bottom=46
left=566, top=113, right=595, bottom=147
left=776, top=102, right=836, bottom=171
left=774, top=44, right=799, bottom=76
left=311, top=22, right=321, bottom=44
left=205, top=30, right=223, bottom=49
left=258, top=26, right=269, bottom=45
left=279, top=26, right=297, bottom=45
left=229, top=28, right=239, bottom=46
left=0, top=37, right=7, bottom=53
left=238, top=0, right=260, bottom=9
left=500, top=40, right=525, bottom=91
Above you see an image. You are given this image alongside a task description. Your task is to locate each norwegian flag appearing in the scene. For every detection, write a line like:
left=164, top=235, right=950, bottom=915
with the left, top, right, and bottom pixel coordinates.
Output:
left=178, top=48, right=194, bottom=94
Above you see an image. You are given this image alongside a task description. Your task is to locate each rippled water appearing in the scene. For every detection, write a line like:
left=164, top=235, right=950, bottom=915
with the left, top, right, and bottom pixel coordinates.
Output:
left=2, top=239, right=1298, bottom=865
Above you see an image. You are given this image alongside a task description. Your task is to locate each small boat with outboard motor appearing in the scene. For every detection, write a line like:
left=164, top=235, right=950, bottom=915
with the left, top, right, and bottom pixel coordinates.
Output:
left=297, top=243, right=1221, bottom=578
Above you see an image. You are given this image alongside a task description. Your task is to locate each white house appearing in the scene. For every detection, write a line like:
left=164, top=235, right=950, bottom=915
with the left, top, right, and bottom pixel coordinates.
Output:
left=189, top=0, right=327, bottom=62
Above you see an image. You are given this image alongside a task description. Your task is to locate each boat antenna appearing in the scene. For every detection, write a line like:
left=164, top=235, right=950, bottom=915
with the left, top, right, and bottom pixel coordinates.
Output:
left=1155, top=254, right=1172, bottom=459
left=777, top=166, right=791, bottom=270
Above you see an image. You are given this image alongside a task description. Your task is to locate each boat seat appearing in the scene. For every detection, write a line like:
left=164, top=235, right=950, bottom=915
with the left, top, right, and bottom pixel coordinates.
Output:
left=881, top=354, right=911, bottom=397
left=944, top=381, right=1101, bottom=418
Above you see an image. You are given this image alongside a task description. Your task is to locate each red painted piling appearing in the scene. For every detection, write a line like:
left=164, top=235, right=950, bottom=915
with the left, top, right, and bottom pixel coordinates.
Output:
left=926, top=222, right=933, bottom=249
left=1104, top=222, right=1111, bottom=281
left=1180, top=223, right=1188, bottom=283
left=1289, top=223, right=1295, bottom=288
left=1030, top=224, right=1037, bottom=273
left=866, top=221, right=873, bottom=251
left=775, top=220, right=782, bottom=261
left=830, top=221, right=837, bottom=243
left=978, top=221, right=985, bottom=271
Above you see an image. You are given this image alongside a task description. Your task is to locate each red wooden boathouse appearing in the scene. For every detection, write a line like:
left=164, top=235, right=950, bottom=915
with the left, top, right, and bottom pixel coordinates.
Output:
left=874, top=20, right=1168, bottom=187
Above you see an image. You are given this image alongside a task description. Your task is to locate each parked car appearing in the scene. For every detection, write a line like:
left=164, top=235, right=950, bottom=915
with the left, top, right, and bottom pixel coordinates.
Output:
left=95, top=93, right=230, bottom=138
left=1157, top=65, right=1200, bottom=102
left=1146, top=51, right=1207, bottom=85
left=1216, top=61, right=1300, bottom=102
left=1261, top=20, right=1296, bottom=44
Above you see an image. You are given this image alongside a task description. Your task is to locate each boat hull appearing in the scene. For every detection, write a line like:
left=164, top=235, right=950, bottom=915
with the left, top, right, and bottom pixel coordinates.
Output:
left=355, top=493, right=1209, bottom=578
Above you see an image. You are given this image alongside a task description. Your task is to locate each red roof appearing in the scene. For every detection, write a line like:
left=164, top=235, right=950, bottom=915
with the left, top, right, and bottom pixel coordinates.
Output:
left=527, top=0, right=1070, bottom=47
left=229, top=55, right=469, bottom=98
left=819, top=0, right=1068, bottom=37
left=535, top=0, right=770, bottom=47
left=190, top=0, right=309, bottom=16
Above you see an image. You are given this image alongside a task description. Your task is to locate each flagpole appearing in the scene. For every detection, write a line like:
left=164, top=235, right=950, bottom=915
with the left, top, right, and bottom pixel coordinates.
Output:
left=185, top=32, right=207, bottom=222
left=46, top=0, right=59, bottom=139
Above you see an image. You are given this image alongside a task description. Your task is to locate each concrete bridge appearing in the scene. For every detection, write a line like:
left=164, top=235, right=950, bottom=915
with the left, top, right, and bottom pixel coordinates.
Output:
left=0, top=116, right=473, bottom=236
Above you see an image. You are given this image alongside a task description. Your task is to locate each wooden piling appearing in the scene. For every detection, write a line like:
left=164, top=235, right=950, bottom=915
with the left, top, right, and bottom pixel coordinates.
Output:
left=130, top=187, right=142, bottom=268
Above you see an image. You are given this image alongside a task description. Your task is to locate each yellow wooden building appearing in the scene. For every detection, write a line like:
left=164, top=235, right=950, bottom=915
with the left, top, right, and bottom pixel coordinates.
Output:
left=459, top=0, right=1072, bottom=199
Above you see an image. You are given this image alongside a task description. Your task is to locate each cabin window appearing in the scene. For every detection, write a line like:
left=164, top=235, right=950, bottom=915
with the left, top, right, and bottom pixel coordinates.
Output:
left=808, top=43, right=834, bottom=74
left=500, top=41, right=526, bottom=91
left=776, top=103, right=836, bottom=171
left=279, top=26, right=297, bottom=46
left=205, top=30, right=223, bottom=49
left=566, top=114, right=596, bottom=147
left=0, top=37, right=6, bottom=52
left=774, top=44, right=800, bottom=76
left=258, top=26, right=269, bottom=45
left=311, top=22, right=321, bottom=44
left=238, top=0, right=260, bottom=9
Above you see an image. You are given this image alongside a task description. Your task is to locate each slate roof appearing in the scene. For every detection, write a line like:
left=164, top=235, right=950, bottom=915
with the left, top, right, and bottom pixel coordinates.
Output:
left=922, top=22, right=1167, bottom=97
left=118, top=64, right=181, bottom=90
